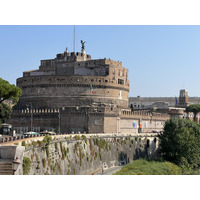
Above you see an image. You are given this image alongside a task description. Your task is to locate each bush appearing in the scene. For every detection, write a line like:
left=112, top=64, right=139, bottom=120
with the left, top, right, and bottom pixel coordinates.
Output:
left=23, top=157, right=31, bottom=175
left=37, top=140, right=43, bottom=147
left=22, top=141, right=26, bottom=147
left=43, top=135, right=52, bottom=147
left=114, top=159, right=182, bottom=175
left=55, top=143, right=58, bottom=151
left=159, top=118, right=200, bottom=170
left=81, top=135, right=86, bottom=140
left=74, top=135, right=80, bottom=140
left=32, top=141, right=37, bottom=147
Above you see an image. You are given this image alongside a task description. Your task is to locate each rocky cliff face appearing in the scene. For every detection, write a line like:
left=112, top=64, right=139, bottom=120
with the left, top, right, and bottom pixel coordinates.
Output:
left=23, top=135, right=159, bottom=175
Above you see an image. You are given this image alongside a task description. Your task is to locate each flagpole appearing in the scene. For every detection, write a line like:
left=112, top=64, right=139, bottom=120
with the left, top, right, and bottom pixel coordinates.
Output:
left=73, top=25, right=75, bottom=52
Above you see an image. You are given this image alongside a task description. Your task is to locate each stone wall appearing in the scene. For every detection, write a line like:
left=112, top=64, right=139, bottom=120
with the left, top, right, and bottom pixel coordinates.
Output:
left=23, top=134, right=159, bottom=175
left=16, top=75, right=129, bottom=109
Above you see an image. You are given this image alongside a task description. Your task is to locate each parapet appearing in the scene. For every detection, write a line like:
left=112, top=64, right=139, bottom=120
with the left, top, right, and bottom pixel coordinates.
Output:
left=121, top=109, right=170, bottom=120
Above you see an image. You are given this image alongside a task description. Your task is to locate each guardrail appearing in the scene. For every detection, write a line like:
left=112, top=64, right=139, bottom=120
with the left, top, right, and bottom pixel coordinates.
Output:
left=0, top=133, right=61, bottom=144
left=0, top=132, right=159, bottom=144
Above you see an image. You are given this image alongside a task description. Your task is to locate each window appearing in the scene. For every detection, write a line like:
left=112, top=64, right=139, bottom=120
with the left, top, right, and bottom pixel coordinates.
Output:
left=118, top=79, right=124, bottom=85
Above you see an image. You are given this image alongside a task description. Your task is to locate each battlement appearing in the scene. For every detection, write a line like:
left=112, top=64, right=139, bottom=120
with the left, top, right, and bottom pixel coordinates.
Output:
left=12, top=108, right=60, bottom=115
left=121, top=110, right=170, bottom=120
left=55, top=51, right=91, bottom=62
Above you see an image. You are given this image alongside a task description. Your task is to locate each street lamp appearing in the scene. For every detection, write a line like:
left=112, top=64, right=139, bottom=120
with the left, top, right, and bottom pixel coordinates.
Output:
left=26, top=103, right=33, bottom=132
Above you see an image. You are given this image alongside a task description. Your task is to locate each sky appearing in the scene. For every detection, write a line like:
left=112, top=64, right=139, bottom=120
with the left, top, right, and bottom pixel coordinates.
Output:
left=1, top=25, right=200, bottom=97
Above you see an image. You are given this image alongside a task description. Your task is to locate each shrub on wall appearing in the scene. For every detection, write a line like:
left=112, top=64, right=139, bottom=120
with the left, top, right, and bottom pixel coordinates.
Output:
left=81, top=135, right=86, bottom=140
left=42, top=158, right=46, bottom=168
left=23, top=157, right=31, bottom=175
left=74, top=135, right=80, bottom=140
left=22, top=141, right=26, bottom=147
left=43, top=135, right=52, bottom=147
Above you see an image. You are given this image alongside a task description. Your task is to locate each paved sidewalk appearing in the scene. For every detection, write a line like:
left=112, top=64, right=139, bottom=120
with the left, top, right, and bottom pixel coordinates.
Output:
left=96, top=166, right=122, bottom=175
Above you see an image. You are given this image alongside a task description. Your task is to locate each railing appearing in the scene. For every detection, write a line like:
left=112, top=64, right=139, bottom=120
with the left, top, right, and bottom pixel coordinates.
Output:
left=0, top=132, right=159, bottom=145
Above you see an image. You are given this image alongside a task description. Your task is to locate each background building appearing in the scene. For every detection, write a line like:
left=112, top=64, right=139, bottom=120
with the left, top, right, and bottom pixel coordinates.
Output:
left=9, top=44, right=169, bottom=134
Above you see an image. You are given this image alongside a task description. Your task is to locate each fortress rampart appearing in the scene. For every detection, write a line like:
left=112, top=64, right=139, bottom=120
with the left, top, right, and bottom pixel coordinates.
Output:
left=9, top=45, right=169, bottom=135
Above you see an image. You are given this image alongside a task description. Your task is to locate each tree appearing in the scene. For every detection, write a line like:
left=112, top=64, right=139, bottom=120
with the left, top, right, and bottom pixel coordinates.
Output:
left=0, top=78, right=21, bottom=104
left=159, top=118, right=200, bottom=170
left=185, top=104, right=200, bottom=122
left=0, top=78, right=21, bottom=126
left=0, top=103, right=12, bottom=124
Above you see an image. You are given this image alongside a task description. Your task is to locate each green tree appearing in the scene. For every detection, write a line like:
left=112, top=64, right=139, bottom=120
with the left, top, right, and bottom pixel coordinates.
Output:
left=0, top=78, right=21, bottom=126
left=0, top=103, right=12, bottom=124
left=159, top=118, right=200, bottom=170
left=185, top=104, right=200, bottom=122
left=0, top=78, right=22, bottom=104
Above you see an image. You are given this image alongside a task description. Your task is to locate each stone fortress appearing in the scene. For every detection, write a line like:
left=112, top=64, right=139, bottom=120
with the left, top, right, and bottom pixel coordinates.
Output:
left=9, top=41, right=170, bottom=134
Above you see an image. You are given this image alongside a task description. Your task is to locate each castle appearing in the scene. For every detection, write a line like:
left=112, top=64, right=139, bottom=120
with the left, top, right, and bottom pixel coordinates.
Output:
left=9, top=42, right=170, bottom=134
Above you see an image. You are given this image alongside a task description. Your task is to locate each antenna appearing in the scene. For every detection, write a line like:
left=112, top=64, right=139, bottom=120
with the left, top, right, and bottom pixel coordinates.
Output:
left=73, top=25, right=75, bottom=52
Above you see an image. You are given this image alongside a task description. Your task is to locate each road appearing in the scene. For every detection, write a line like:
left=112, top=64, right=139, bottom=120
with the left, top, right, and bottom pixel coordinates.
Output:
left=96, top=166, right=122, bottom=175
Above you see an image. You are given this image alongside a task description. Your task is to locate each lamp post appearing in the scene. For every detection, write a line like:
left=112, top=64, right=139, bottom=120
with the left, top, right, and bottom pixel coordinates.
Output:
left=26, top=103, right=33, bottom=132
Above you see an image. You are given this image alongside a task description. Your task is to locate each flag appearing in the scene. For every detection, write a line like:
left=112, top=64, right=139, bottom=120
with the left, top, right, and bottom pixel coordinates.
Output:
left=90, top=83, right=95, bottom=94
left=175, top=96, right=178, bottom=105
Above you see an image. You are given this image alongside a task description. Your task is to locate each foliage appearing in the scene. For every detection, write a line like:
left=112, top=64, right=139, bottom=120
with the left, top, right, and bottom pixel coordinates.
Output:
left=43, top=135, right=52, bottom=158
left=0, top=77, right=22, bottom=104
left=55, top=142, right=58, bottom=151
left=95, top=152, right=98, bottom=159
left=46, top=148, right=50, bottom=158
left=159, top=118, right=200, bottom=170
left=114, top=159, right=182, bottom=175
left=81, top=135, right=86, bottom=139
left=186, top=104, right=200, bottom=121
left=43, top=135, right=52, bottom=147
left=22, top=141, right=26, bottom=147
left=37, top=140, right=43, bottom=147
left=74, top=135, right=80, bottom=140
left=35, top=154, right=39, bottom=162
left=23, top=157, right=31, bottom=175
left=0, top=103, right=12, bottom=125
left=100, top=139, right=109, bottom=149
left=32, top=141, right=37, bottom=147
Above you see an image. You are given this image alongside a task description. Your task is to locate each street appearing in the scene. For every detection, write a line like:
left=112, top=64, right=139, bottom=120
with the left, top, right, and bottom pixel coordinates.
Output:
left=96, top=166, right=122, bottom=175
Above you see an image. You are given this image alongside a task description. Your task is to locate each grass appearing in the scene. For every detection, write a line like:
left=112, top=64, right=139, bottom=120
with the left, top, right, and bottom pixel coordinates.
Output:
left=114, top=159, right=182, bottom=175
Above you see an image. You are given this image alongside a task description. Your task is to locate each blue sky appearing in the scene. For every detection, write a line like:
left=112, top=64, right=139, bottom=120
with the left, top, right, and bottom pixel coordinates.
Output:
left=1, top=25, right=200, bottom=97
